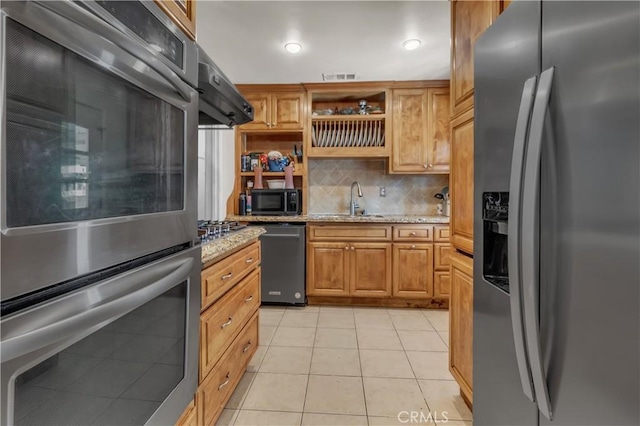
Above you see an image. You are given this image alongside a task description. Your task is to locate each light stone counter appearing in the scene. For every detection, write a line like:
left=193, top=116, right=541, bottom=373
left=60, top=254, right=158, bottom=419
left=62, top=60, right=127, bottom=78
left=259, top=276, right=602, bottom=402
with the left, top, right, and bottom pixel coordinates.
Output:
left=201, top=227, right=265, bottom=266
left=226, top=214, right=449, bottom=224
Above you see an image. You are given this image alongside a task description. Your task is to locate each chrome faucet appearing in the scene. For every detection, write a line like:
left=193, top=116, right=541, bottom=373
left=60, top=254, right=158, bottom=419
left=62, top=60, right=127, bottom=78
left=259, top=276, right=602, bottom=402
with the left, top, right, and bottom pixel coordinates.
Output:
left=349, top=181, right=363, bottom=216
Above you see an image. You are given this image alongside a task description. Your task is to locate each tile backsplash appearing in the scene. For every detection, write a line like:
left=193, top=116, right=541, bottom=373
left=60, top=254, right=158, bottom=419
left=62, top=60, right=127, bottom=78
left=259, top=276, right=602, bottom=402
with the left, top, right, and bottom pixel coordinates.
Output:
left=308, top=159, right=449, bottom=215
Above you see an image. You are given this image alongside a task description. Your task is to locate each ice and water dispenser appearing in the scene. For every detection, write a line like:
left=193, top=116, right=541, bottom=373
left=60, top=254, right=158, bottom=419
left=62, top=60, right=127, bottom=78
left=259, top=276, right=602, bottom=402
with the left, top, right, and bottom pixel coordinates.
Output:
left=482, top=192, right=510, bottom=293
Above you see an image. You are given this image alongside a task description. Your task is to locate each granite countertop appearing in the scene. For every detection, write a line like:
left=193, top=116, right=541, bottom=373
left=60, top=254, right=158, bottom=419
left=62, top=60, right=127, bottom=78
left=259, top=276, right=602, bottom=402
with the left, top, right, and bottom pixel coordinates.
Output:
left=226, top=214, right=449, bottom=224
left=201, top=227, right=266, bottom=266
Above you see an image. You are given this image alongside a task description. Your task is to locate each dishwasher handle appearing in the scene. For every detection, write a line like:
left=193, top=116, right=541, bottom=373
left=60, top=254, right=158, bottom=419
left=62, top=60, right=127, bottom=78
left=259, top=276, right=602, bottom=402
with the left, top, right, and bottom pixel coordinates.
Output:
left=261, top=233, right=301, bottom=239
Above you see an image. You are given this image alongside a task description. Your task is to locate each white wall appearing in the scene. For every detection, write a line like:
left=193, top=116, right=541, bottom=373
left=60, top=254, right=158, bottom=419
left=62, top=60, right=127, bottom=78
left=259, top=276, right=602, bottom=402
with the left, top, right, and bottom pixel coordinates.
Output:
left=197, top=128, right=236, bottom=221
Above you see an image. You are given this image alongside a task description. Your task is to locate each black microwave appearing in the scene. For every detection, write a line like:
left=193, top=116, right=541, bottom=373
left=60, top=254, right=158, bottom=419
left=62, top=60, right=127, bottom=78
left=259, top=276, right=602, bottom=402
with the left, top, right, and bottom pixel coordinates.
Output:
left=251, top=189, right=302, bottom=216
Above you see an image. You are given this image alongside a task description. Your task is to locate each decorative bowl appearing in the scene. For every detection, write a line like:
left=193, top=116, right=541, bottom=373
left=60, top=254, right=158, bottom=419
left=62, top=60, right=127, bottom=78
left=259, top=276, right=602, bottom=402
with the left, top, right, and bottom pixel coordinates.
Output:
left=267, top=179, right=286, bottom=189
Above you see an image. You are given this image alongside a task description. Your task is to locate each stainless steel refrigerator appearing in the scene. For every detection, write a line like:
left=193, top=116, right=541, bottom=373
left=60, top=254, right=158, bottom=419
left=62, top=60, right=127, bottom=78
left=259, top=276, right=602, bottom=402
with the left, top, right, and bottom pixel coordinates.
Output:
left=473, top=1, right=639, bottom=425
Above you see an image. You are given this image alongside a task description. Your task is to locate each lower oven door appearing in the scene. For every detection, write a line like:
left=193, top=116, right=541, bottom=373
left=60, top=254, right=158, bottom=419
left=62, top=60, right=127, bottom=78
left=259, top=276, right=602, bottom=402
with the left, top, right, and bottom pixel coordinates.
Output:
left=0, top=0, right=198, bottom=301
left=0, top=246, right=201, bottom=426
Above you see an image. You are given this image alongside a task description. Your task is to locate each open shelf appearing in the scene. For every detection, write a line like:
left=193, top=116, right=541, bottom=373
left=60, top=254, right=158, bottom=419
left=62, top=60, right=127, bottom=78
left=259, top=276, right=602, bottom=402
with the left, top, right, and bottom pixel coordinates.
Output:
left=312, top=114, right=386, bottom=121
left=240, top=169, right=304, bottom=177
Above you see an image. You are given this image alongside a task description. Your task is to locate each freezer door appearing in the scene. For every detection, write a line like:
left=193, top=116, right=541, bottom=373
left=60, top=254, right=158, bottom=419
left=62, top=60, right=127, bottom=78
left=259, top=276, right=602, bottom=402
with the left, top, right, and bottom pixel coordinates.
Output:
left=539, top=2, right=640, bottom=425
left=473, top=1, right=540, bottom=424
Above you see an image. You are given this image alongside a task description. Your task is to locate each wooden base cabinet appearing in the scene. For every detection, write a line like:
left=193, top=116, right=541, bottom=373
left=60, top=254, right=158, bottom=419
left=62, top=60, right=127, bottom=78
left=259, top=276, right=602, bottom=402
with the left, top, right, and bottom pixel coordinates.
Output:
left=307, top=241, right=392, bottom=298
left=392, top=243, right=434, bottom=298
left=176, top=241, right=261, bottom=426
left=308, top=224, right=450, bottom=305
left=307, top=242, right=351, bottom=297
left=449, top=251, right=474, bottom=405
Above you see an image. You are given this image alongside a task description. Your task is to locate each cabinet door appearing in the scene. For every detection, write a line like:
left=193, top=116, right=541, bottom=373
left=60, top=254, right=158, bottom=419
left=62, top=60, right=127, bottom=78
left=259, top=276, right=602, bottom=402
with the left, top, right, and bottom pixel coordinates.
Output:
left=240, top=92, right=271, bottom=129
left=307, top=242, right=350, bottom=296
left=392, top=243, right=434, bottom=298
left=450, top=0, right=500, bottom=117
left=154, top=0, right=196, bottom=40
left=350, top=243, right=392, bottom=297
left=433, top=271, right=450, bottom=298
left=434, top=243, right=451, bottom=271
left=391, top=89, right=429, bottom=173
left=426, top=88, right=451, bottom=172
left=450, top=107, right=474, bottom=255
left=449, top=251, right=473, bottom=403
left=272, top=92, right=305, bottom=129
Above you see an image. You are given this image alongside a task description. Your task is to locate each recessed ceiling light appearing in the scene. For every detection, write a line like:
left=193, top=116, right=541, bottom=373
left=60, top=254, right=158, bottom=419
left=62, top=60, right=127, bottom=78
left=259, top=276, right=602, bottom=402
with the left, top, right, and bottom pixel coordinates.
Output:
left=284, top=42, right=302, bottom=54
left=402, top=39, right=421, bottom=51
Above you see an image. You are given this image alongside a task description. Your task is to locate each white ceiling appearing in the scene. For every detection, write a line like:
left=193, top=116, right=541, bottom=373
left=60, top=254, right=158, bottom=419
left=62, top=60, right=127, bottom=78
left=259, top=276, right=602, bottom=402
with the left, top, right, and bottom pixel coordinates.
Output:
left=196, top=1, right=451, bottom=84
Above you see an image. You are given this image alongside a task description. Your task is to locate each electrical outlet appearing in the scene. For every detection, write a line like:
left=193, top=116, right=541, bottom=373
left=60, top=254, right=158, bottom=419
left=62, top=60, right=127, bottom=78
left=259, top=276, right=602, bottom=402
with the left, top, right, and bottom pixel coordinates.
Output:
left=379, top=186, right=386, bottom=197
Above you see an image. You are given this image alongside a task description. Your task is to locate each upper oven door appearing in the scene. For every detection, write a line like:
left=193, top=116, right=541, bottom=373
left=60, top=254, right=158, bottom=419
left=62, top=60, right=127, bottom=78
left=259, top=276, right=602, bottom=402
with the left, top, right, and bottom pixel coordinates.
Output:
left=0, top=1, right=199, bottom=301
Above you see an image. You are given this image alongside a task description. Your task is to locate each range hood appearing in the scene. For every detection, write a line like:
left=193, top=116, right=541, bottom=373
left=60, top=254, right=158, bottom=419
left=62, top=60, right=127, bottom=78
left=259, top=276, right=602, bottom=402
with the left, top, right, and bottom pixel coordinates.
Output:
left=197, top=45, right=253, bottom=127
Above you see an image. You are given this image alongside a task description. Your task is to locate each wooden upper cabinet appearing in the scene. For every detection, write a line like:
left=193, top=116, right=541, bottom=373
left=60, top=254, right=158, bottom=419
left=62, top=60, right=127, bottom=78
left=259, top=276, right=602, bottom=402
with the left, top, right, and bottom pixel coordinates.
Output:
left=154, top=0, right=196, bottom=40
left=449, top=251, right=474, bottom=404
left=272, top=92, right=306, bottom=129
left=242, top=93, right=270, bottom=128
left=502, top=0, right=514, bottom=11
left=238, top=89, right=305, bottom=130
left=350, top=243, right=392, bottom=298
left=427, top=88, right=451, bottom=172
left=450, top=107, right=475, bottom=255
left=391, top=87, right=450, bottom=174
left=450, top=0, right=500, bottom=118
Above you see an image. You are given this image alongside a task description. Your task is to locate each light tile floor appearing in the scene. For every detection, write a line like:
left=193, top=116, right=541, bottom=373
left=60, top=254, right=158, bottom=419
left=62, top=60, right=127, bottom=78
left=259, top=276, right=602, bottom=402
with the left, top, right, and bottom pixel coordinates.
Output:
left=218, top=306, right=472, bottom=426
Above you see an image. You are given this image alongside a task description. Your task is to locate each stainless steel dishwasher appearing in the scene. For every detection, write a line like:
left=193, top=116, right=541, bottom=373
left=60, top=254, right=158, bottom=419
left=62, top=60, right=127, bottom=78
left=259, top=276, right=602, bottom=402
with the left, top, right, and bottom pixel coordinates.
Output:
left=255, top=223, right=306, bottom=305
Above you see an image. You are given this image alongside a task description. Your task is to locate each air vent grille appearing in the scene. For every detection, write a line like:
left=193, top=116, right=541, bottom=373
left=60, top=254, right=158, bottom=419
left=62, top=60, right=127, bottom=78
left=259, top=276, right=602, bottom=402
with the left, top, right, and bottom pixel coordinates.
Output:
left=322, top=73, right=357, bottom=81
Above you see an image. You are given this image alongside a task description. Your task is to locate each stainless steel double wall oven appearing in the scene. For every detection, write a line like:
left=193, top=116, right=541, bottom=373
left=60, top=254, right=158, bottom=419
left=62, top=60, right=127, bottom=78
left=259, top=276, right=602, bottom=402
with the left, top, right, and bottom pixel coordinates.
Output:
left=1, top=1, right=201, bottom=424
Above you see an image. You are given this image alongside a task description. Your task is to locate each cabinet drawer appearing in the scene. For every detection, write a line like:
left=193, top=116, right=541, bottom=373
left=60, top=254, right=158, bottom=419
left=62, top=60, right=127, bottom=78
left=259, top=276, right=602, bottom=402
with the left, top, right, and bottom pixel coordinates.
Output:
left=434, top=243, right=452, bottom=270
left=198, top=313, right=259, bottom=426
left=434, top=226, right=450, bottom=242
left=309, top=225, right=392, bottom=241
left=200, top=268, right=260, bottom=381
left=393, top=225, right=433, bottom=242
left=201, top=242, right=260, bottom=310
left=434, top=271, right=451, bottom=298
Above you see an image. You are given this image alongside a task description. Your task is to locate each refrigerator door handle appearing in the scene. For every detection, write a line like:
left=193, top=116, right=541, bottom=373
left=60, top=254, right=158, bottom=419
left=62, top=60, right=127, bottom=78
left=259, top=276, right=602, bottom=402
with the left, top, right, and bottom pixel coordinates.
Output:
left=521, top=66, right=555, bottom=421
left=507, top=76, right=538, bottom=403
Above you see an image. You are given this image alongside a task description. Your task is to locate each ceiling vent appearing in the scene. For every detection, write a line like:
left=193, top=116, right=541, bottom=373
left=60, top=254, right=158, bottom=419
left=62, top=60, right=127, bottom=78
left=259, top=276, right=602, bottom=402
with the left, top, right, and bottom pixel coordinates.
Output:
left=322, top=73, right=357, bottom=81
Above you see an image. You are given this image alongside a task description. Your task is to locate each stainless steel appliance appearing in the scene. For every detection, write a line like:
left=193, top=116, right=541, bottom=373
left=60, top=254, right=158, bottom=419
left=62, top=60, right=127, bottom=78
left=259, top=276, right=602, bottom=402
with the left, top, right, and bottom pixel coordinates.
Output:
left=474, top=2, right=639, bottom=425
left=197, top=45, right=254, bottom=127
left=0, top=0, right=199, bottom=301
left=1, top=1, right=203, bottom=425
left=1, top=246, right=201, bottom=426
left=256, top=224, right=306, bottom=305
left=251, top=189, right=302, bottom=216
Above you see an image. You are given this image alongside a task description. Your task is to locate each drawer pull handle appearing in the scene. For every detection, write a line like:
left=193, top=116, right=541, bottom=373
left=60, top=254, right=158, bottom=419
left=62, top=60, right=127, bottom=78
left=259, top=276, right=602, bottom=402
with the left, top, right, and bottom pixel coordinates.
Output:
left=243, top=340, right=252, bottom=353
left=221, top=272, right=233, bottom=280
left=221, top=317, right=233, bottom=328
left=410, top=232, right=417, bottom=236
left=345, top=246, right=349, bottom=250
left=245, top=295, right=254, bottom=303
left=245, top=257, right=254, bottom=263
left=218, top=373, right=230, bottom=390
left=411, top=245, right=416, bottom=249
left=350, top=247, right=355, bottom=251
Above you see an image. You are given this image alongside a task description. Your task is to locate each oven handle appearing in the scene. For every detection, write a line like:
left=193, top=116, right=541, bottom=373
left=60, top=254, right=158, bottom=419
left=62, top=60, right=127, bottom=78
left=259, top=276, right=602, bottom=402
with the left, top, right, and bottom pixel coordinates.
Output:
left=39, top=0, right=193, bottom=102
left=0, top=257, right=194, bottom=362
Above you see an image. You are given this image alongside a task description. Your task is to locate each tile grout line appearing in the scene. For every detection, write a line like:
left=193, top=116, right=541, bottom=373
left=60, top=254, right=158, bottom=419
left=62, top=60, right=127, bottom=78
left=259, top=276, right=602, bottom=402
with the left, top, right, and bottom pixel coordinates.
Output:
left=391, top=311, right=433, bottom=415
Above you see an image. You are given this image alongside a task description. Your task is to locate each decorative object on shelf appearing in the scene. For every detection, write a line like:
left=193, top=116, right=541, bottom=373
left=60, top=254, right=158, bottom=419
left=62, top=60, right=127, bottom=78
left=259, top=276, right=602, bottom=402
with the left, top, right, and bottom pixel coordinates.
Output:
left=369, top=106, right=384, bottom=114
left=259, top=153, right=269, bottom=171
left=339, top=107, right=356, bottom=115
left=312, top=109, right=334, bottom=116
left=284, top=165, right=295, bottom=189
left=267, top=179, right=286, bottom=189
left=358, top=99, right=368, bottom=115
left=253, top=166, right=264, bottom=189
left=241, top=153, right=251, bottom=172
left=266, top=150, right=291, bottom=172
